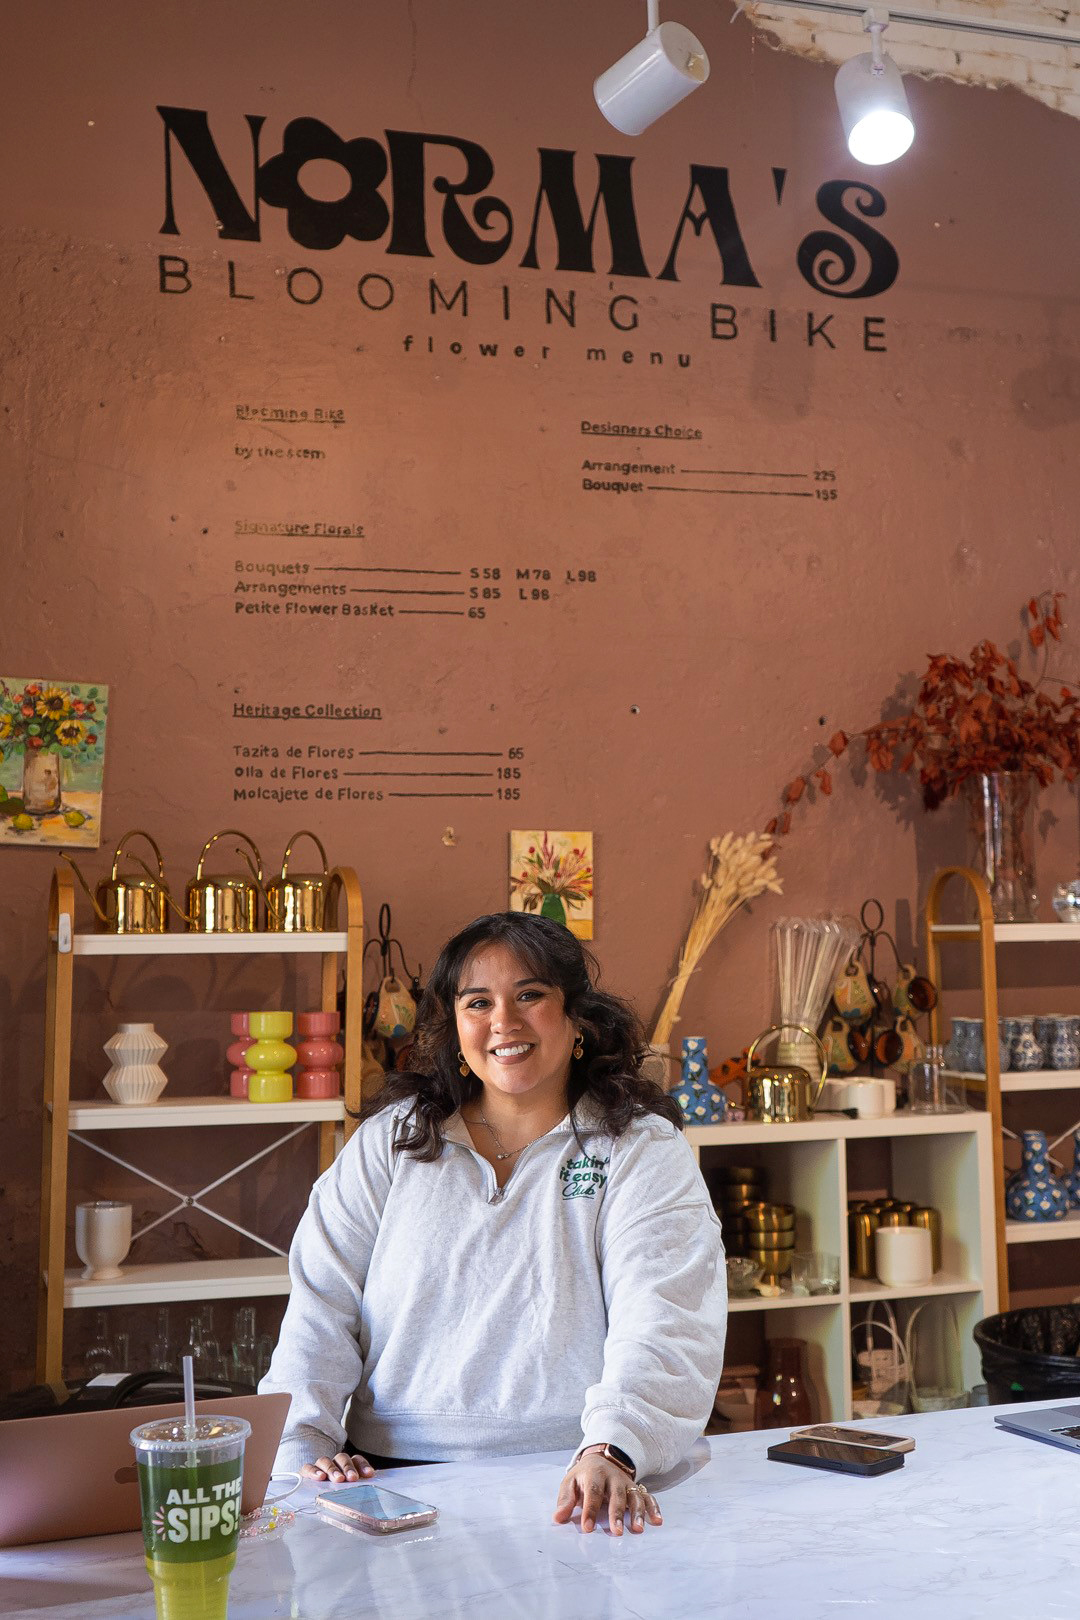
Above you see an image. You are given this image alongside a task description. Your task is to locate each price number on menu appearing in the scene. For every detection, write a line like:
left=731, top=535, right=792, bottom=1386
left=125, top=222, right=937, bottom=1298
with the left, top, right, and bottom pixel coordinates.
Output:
left=498, top=748, right=524, bottom=799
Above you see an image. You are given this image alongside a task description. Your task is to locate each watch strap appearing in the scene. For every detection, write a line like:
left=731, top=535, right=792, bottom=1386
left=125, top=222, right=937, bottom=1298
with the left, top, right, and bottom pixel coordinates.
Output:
left=576, top=1442, right=637, bottom=1481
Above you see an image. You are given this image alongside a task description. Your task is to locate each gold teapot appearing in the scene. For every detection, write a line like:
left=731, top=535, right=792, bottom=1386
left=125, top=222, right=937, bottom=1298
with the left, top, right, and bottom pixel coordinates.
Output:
left=745, top=1022, right=829, bottom=1125
left=63, top=830, right=174, bottom=934
left=185, top=830, right=265, bottom=933
left=265, top=830, right=331, bottom=932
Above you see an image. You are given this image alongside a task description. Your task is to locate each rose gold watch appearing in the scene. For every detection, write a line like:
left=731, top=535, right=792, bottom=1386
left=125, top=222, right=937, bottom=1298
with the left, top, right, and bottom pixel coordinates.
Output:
left=579, top=1442, right=637, bottom=1482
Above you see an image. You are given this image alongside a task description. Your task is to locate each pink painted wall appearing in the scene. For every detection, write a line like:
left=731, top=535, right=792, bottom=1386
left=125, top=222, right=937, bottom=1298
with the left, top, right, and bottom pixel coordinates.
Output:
left=2, top=1, right=1078, bottom=1387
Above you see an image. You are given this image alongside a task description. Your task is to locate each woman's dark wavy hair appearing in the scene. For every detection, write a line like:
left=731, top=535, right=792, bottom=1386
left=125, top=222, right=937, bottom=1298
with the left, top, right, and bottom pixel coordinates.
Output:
left=361, top=911, right=682, bottom=1158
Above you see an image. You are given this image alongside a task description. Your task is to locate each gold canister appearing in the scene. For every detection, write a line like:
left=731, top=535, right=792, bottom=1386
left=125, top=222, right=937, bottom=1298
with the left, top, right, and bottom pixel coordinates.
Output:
left=910, top=1206, right=942, bottom=1272
left=186, top=830, right=264, bottom=933
left=848, top=1209, right=880, bottom=1278
left=878, top=1209, right=911, bottom=1229
left=265, top=830, right=331, bottom=932
left=63, top=830, right=173, bottom=934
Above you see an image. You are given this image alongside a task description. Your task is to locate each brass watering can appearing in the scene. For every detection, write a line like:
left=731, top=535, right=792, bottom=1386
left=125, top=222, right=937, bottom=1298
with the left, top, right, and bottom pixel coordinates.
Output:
left=745, top=1022, right=829, bottom=1125
left=265, top=830, right=331, bottom=932
left=185, top=830, right=264, bottom=933
left=63, top=830, right=175, bottom=934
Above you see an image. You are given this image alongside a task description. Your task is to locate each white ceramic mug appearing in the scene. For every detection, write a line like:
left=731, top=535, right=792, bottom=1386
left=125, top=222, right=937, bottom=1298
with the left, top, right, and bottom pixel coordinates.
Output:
left=874, top=1223, right=933, bottom=1288
left=74, top=1200, right=132, bottom=1280
left=835, top=1079, right=885, bottom=1118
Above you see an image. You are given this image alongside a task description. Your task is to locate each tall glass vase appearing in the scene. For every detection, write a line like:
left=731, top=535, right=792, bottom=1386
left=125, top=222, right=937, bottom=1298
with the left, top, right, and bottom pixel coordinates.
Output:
left=966, top=771, right=1037, bottom=922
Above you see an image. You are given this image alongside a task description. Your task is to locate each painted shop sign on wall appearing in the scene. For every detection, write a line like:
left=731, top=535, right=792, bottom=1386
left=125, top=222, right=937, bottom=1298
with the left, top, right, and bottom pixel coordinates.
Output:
left=155, top=108, right=899, bottom=357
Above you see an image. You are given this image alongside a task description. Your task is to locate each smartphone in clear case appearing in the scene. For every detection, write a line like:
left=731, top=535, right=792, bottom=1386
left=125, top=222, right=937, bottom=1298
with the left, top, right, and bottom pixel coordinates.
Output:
left=315, top=1482, right=439, bottom=1534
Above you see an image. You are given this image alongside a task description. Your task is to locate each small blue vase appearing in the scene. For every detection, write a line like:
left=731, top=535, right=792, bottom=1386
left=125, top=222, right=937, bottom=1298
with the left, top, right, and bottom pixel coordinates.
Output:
left=672, top=1036, right=725, bottom=1124
left=1049, top=1016, right=1080, bottom=1072
left=1063, top=1134, right=1080, bottom=1211
left=1010, top=1017, right=1044, bottom=1073
left=1006, top=1129, right=1069, bottom=1221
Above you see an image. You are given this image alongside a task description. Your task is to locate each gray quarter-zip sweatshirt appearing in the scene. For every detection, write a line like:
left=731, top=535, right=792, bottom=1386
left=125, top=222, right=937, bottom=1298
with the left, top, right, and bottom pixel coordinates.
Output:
left=262, top=1100, right=726, bottom=1479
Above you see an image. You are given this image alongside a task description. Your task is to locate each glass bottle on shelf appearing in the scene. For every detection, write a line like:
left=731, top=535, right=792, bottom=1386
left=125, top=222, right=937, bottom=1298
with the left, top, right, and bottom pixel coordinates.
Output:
left=150, top=1306, right=172, bottom=1371
left=231, top=1306, right=257, bottom=1389
left=186, top=1313, right=211, bottom=1379
left=754, top=1338, right=812, bottom=1430
left=199, top=1305, right=225, bottom=1380
left=255, top=1332, right=275, bottom=1384
left=84, top=1311, right=111, bottom=1381
left=112, top=1331, right=130, bottom=1371
left=910, top=1044, right=945, bottom=1113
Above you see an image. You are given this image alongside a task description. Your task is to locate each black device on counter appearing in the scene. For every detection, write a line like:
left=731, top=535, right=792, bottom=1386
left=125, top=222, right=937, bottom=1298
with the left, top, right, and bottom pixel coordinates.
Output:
left=767, top=1438, right=906, bottom=1477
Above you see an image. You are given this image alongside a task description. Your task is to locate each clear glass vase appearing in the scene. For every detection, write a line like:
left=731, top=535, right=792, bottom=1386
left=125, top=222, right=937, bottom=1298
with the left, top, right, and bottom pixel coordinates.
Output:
left=966, top=771, right=1037, bottom=922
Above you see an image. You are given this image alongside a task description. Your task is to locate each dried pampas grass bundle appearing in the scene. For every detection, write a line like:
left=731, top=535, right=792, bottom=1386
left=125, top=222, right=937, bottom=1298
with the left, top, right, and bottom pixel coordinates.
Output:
left=651, top=831, right=783, bottom=1048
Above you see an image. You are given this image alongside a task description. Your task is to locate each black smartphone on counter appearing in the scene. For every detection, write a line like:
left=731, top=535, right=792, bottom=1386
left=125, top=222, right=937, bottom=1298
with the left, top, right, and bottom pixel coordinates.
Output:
left=767, top=1438, right=906, bottom=1477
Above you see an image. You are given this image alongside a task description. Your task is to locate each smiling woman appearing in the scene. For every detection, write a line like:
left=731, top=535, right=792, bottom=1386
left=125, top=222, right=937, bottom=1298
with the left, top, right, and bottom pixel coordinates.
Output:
left=260, top=911, right=727, bottom=1538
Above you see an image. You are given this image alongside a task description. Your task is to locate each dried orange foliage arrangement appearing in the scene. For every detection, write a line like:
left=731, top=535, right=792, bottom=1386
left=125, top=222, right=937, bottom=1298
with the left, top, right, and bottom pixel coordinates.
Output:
left=768, top=593, right=1080, bottom=835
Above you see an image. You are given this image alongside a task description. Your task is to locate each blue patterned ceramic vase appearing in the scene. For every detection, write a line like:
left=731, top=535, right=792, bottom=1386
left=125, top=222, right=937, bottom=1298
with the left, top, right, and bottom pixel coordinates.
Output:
left=1049, top=1016, right=1080, bottom=1072
left=1034, top=1016, right=1056, bottom=1066
left=672, top=1036, right=725, bottom=1124
left=1005, top=1130, right=1069, bottom=1222
left=1010, top=1017, right=1044, bottom=1073
left=945, top=1018, right=978, bottom=1073
left=1062, top=1134, right=1080, bottom=1211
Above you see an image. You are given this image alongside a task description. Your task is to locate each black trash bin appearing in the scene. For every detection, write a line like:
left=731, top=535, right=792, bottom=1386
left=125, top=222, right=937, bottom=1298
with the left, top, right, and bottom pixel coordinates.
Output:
left=974, top=1305, right=1080, bottom=1404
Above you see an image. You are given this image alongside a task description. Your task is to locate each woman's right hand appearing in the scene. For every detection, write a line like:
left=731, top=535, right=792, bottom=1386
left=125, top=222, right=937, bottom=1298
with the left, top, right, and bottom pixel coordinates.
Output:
left=301, top=1451, right=375, bottom=1483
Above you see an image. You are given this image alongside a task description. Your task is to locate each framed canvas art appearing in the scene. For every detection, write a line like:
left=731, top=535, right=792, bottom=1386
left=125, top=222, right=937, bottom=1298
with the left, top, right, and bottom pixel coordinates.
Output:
left=0, top=678, right=109, bottom=847
left=510, top=830, right=594, bottom=939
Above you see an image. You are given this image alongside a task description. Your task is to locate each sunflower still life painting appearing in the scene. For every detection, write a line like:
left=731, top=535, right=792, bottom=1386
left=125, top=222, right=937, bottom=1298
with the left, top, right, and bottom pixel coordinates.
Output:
left=510, top=830, right=594, bottom=939
left=0, top=678, right=109, bottom=847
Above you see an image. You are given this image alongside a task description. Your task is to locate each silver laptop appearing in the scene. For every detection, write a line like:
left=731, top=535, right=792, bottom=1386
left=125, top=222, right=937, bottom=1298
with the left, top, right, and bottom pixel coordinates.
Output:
left=0, top=1391, right=290, bottom=1547
left=994, top=1403, right=1080, bottom=1454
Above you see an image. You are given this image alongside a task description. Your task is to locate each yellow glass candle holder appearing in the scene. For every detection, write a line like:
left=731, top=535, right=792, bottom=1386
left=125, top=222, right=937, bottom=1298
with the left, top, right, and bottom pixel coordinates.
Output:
left=246, top=1014, right=296, bottom=1103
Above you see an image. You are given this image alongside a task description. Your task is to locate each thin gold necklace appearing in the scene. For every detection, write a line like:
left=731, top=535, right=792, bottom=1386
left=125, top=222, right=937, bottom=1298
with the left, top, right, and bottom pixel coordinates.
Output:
left=468, top=1112, right=549, bottom=1162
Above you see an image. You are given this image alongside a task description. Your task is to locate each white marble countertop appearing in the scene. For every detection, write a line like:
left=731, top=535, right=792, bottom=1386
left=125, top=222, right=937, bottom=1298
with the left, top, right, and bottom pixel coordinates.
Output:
left=3, top=1403, right=1080, bottom=1619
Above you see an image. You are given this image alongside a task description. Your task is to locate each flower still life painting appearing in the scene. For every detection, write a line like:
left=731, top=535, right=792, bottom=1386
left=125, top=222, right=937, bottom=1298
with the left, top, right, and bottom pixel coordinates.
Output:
left=510, top=831, right=594, bottom=939
left=0, top=678, right=109, bottom=847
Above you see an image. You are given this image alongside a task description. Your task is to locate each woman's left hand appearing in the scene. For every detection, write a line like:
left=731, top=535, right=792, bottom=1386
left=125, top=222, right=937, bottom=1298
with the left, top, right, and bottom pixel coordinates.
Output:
left=553, top=1454, right=663, bottom=1535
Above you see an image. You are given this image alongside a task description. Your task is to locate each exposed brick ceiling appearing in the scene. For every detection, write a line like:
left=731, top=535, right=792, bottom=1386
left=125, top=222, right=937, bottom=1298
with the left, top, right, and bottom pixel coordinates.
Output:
left=740, top=1, right=1080, bottom=119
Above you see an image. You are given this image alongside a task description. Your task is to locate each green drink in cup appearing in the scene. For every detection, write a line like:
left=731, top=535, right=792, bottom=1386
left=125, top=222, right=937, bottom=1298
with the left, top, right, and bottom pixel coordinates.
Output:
left=130, top=1414, right=250, bottom=1620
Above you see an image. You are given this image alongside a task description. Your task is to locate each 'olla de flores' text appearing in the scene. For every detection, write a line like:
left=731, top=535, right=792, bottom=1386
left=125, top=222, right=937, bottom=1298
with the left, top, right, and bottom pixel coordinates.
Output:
left=156, top=108, right=901, bottom=354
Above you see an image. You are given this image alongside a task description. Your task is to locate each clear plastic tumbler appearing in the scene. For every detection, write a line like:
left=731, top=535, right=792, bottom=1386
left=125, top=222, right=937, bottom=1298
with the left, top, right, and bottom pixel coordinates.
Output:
left=130, top=1413, right=250, bottom=1620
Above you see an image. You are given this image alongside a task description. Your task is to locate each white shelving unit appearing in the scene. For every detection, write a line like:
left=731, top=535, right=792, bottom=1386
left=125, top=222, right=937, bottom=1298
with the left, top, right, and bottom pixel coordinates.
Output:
left=67, top=1097, right=347, bottom=1131
left=686, top=1111, right=997, bottom=1423
left=926, top=866, right=1080, bottom=1310
left=63, top=1257, right=291, bottom=1308
left=37, top=866, right=365, bottom=1385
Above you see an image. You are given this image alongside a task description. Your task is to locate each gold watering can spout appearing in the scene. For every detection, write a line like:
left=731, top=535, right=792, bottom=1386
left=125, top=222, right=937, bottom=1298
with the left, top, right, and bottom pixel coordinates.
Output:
left=61, top=853, right=110, bottom=926
left=62, top=830, right=173, bottom=934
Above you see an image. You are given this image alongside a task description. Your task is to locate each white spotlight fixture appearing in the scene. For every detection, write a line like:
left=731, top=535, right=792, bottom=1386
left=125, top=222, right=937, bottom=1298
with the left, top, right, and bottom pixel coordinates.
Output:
left=834, top=7, right=915, bottom=165
left=594, top=0, right=710, bottom=136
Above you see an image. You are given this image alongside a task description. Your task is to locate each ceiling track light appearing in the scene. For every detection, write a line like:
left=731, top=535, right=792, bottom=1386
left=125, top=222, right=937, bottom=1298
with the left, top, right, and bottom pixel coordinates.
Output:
left=834, top=7, right=915, bottom=165
left=594, top=0, right=710, bottom=136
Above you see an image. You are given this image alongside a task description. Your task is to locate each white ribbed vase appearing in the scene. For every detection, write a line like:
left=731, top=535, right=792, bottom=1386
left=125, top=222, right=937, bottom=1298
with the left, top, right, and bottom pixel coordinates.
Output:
left=102, top=1022, right=169, bottom=1105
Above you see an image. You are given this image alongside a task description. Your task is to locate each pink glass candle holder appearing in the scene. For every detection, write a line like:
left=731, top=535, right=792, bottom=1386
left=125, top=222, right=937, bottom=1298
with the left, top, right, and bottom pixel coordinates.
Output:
left=230, top=1067, right=253, bottom=1099
left=227, top=1014, right=255, bottom=1098
left=296, top=1010, right=342, bottom=1099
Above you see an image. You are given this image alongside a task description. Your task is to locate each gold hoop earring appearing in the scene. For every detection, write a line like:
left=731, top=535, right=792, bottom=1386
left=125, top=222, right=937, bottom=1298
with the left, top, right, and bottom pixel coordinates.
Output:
left=458, top=1050, right=471, bottom=1078
left=573, top=1033, right=584, bottom=1060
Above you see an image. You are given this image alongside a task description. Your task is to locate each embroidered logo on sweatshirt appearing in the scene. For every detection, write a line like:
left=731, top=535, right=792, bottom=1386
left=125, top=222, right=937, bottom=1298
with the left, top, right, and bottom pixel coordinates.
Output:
left=559, top=1152, right=610, bottom=1199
